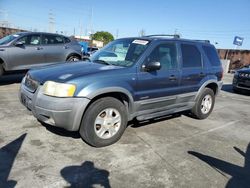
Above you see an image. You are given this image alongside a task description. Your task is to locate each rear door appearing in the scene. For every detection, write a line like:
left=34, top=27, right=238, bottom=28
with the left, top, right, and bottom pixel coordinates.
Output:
left=8, top=34, right=45, bottom=70
left=180, top=43, right=205, bottom=94
left=136, top=41, right=181, bottom=111
left=41, top=34, right=67, bottom=63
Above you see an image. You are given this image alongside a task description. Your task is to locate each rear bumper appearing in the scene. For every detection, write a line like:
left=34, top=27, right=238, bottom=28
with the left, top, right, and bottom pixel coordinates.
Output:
left=19, top=82, right=90, bottom=131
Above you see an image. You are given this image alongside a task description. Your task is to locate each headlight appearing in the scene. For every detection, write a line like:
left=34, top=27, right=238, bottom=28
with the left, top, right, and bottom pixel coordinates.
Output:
left=43, top=81, right=76, bottom=97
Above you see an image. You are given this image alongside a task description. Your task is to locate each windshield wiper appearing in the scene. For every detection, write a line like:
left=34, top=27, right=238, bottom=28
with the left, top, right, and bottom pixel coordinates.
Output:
left=93, top=59, right=111, bottom=65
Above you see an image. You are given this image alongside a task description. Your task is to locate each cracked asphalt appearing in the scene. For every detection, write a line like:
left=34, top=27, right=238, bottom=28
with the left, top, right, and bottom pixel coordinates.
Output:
left=0, top=73, right=249, bottom=188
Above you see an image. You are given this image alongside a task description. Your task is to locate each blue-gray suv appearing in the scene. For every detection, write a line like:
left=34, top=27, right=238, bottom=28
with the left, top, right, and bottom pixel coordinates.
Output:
left=19, top=35, right=223, bottom=147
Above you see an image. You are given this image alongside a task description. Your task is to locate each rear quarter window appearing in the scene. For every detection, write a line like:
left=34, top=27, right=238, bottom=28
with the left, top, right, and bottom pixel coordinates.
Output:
left=202, top=46, right=221, bottom=66
left=64, top=37, right=71, bottom=43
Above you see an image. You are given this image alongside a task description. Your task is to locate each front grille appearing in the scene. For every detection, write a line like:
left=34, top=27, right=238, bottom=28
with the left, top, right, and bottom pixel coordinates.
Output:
left=239, top=72, right=250, bottom=78
left=24, top=74, right=39, bottom=93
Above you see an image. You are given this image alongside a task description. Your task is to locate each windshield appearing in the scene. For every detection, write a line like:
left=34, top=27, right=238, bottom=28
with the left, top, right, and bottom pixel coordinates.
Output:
left=0, top=34, right=20, bottom=45
left=91, top=38, right=149, bottom=67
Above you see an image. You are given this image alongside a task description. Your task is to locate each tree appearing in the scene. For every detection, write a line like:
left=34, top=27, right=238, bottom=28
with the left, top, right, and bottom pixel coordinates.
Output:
left=92, top=31, right=114, bottom=45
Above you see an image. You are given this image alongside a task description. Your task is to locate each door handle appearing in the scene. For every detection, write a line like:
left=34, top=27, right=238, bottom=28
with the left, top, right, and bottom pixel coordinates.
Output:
left=64, top=46, right=69, bottom=49
left=36, top=47, right=43, bottom=50
left=169, top=75, right=177, bottom=81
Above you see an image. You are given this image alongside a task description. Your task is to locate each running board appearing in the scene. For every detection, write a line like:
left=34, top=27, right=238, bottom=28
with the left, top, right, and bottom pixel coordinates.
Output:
left=136, top=106, right=191, bottom=121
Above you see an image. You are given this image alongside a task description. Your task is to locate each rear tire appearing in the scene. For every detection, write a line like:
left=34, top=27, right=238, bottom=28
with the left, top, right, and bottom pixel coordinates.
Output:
left=191, top=88, right=215, bottom=119
left=67, top=55, right=81, bottom=62
left=79, top=97, right=128, bottom=147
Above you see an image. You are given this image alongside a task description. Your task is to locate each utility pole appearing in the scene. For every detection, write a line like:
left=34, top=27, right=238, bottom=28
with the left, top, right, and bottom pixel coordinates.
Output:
left=48, top=10, right=55, bottom=33
left=89, top=7, right=93, bottom=36
left=0, top=9, right=10, bottom=27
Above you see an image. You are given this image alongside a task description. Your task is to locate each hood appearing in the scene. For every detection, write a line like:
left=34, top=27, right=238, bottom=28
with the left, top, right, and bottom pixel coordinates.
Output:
left=28, top=62, right=123, bottom=84
left=237, top=67, right=250, bottom=73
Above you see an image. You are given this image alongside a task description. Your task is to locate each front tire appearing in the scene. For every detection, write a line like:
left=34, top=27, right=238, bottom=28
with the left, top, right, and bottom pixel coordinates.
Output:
left=79, top=97, right=128, bottom=147
left=191, top=88, right=215, bottom=119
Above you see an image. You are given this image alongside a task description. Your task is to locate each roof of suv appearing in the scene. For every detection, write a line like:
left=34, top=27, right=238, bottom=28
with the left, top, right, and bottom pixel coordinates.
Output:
left=14, top=31, right=67, bottom=37
left=119, top=35, right=213, bottom=46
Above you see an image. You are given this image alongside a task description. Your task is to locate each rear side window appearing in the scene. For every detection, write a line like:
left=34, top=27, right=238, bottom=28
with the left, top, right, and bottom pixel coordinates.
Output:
left=42, top=35, right=64, bottom=45
left=202, top=46, right=221, bottom=66
left=181, top=44, right=202, bottom=68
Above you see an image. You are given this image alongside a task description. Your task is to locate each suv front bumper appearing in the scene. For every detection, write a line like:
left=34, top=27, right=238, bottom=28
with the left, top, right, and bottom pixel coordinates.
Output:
left=233, top=76, right=250, bottom=91
left=19, top=82, right=90, bottom=131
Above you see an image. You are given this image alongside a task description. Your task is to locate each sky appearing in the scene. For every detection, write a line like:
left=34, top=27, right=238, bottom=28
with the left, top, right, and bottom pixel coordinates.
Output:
left=0, top=0, right=250, bottom=49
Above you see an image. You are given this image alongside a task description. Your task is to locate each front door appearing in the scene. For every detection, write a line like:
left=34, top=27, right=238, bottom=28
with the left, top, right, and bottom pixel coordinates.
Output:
left=136, top=42, right=181, bottom=111
left=8, top=34, right=45, bottom=70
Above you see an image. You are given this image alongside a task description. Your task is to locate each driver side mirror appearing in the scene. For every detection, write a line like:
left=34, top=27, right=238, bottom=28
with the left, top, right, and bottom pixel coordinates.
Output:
left=15, top=41, right=25, bottom=46
left=143, top=61, right=161, bottom=72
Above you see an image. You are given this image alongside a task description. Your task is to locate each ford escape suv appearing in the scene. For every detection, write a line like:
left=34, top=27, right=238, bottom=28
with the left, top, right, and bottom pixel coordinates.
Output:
left=0, top=32, right=82, bottom=76
left=19, top=35, right=223, bottom=147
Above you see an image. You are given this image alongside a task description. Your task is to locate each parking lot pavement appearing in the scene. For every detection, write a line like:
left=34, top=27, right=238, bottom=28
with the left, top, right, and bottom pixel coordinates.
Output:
left=0, top=73, right=249, bottom=188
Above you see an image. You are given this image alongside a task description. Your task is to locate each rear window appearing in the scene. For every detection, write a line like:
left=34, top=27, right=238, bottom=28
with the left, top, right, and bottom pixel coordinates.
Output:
left=181, top=44, right=202, bottom=68
left=202, top=46, right=221, bottom=66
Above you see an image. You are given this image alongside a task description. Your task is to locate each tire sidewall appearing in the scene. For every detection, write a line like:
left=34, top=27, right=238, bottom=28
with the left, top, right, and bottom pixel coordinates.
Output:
left=67, top=56, right=80, bottom=62
left=194, top=88, right=215, bottom=119
left=80, top=97, right=128, bottom=147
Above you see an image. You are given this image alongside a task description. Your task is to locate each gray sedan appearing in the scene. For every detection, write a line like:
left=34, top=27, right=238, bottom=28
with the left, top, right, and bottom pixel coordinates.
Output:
left=0, top=32, right=82, bottom=76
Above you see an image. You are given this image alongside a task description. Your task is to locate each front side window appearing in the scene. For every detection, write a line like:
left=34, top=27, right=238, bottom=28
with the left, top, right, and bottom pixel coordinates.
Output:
left=91, top=39, right=149, bottom=67
left=181, top=44, right=202, bottom=68
left=29, top=35, right=41, bottom=45
left=144, top=43, right=178, bottom=70
left=16, top=34, right=41, bottom=45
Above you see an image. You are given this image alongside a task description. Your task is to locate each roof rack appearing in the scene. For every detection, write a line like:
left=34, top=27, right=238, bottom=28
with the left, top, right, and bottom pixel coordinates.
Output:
left=144, top=34, right=180, bottom=39
left=193, top=40, right=210, bottom=43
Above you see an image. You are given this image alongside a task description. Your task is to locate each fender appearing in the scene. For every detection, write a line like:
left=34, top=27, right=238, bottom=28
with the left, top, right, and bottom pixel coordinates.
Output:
left=195, top=79, right=223, bottom=101
left=76, top=82, right=136, bottom=114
